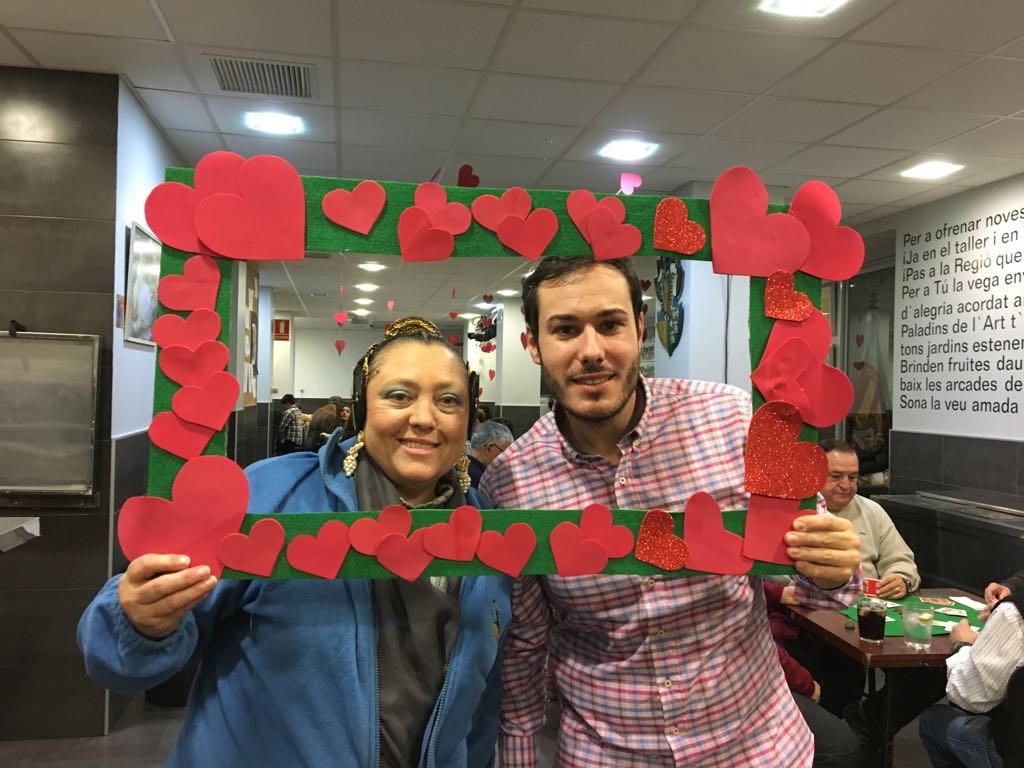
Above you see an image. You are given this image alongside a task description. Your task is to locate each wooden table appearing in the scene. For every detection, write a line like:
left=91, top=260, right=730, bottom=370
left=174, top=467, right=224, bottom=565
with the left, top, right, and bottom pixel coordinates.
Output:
left=784, top=588, right=982, bottom=768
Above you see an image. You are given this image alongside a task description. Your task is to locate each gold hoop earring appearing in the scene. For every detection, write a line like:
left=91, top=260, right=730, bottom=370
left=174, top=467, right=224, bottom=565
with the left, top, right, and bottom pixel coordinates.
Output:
left=343, top=431, right=365, bottom=477
left=456, top=454, right=471, bottom=494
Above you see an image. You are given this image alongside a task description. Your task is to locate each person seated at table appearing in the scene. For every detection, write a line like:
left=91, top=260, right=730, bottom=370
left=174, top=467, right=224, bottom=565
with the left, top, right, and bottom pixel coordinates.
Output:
left=78, top=317, right=511, bottom=767
left=302, top=403, right=343, bottom=451
left=467, top=419, right=513, bottom=489
left=982, top=568, right=1024, bottom=619
left=918, top=591, right=1024, bottom=768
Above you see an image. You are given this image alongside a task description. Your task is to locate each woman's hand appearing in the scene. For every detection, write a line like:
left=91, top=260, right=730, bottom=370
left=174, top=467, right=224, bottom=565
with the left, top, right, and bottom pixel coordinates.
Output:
left=118, top=554, right=218, bottom=639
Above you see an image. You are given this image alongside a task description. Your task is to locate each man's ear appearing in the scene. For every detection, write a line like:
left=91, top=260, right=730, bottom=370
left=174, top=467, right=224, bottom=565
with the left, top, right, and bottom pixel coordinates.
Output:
left=525, top=327, right=542, bottom=366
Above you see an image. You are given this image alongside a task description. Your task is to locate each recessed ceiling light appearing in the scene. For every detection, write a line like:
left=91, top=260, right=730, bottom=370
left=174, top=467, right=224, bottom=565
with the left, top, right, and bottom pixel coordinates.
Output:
left=496, top=289, right=518, bottom=297
left=353, top=298, right=373, bottom=305
left=474, top=302, right=496, bottom=310
left=641, top=294, right=653, bottom=301
left=358, top=261, right=387, bottom=272
left=351, top=308, right=371, bottom=317
left=598, top=139, right=659, bottom=162
left=757, top=0, right=850, bottom=18
left=243, top=111, right=305, bottom=135
left=899, top=160, right=965, bottom=180
left=354, top=283, right=379, bottom=292
left=458, top=313, right=478, bottom=320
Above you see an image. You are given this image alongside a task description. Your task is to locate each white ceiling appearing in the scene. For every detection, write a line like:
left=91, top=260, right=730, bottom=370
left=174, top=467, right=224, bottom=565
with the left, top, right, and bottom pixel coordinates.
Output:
left=3, top=0, right=1024, bottom=320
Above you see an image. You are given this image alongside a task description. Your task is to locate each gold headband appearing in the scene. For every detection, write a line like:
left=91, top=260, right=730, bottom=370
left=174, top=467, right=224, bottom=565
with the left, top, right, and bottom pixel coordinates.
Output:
left=361, top=316, right=443, bottom=378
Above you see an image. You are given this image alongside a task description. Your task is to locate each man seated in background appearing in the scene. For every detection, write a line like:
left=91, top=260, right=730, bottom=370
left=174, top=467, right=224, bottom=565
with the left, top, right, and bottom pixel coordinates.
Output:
left=274, top=394, right=305, bottom=455
left=467, top=420, right=513, bottom=489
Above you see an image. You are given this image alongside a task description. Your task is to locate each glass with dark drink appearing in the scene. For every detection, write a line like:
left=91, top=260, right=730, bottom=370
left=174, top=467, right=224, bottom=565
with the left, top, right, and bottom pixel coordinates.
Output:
left=857, top=596, right=887, bottom=644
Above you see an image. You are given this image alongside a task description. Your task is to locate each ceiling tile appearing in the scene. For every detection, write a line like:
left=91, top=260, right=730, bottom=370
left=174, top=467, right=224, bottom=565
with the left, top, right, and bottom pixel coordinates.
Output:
left=898, top=58, right=1024, bottom=116
left=522, top=0, right=700, bottom=22
left=442, top=154, right=550, bottom=188
left=205, top=95, right=336, bottom=141
left=458, top=119, right=579, bottom=159
left=846, top=203, right=908, bottom=226
left=337, top=61, right=480, bottom=116
left=641, top=165, right=720, bottom=193
left=179, top=46, right=336, bottom=107
left=891, top=184, right=972, bottom=210
left=340, top=144, right=449, bottom=183
left=136, top=89, right=215, bottom=132
left=640, top=27, right=830, bottom=93
left=932, top=156, right=1024, bottom=188
left=837, top=202, right=875, bottom=221
left=929, top=119, right=1024, bottom=160
left=340, top=109, right=460, bottom=150
left=772, top=42, right=972, bottom=105
left=337, top=0, right=508, bottom=68
left=691, top=0, right=898, bottom=37
left=0, top=33, right=32, bottom=66
left=12, top=31, right=193, bottom=90
left=225, top=135, right=337, bottom=171
left=831, top=178, right=938, bottom=205
left=160, top=0, right=332, bottom=56
left=756, top=171, right=847, bottom=191
left=564, top=127, right=699, bottom=166
left=537, top=159, right=627, bottom=191
left=825, top=108, right=995, bottom=150
left=0, top=0, right=165, bottom=38
left=494, top=11, right=671, bottom=82
left=666, top=136, right=806, bottom=171
left=713, top=97, right=875, bottom=142
left=995, top=39, right=1024, bottom=59
left=852, top=0, right=1024, bottom=54
left=596, top=86, right=753, bottom=134
left=164, top=129, right=227, bottom=165
left=472, top=74, right=618, bottom=125
left=767, top=145, right=908, bottom=177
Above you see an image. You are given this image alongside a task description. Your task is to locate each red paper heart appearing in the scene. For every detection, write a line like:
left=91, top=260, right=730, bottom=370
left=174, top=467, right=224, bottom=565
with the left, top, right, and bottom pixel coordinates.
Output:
left=653, top=198, right=706, bottom=255
left=334, top=339, right=346, bottom=355
left=475, top=523, right=537, bottom=577
left=566, top=190, right=625, bottom=244
left=414, top=182, right=471, bottom=235
left=472, top=187, right=533, bottom=232
left=171, top=370, right=239, bottom=431
left=855, top=334, right=864, bottom=347
left=681, top=492, right=753, bottom=575
left=117, top=455, right=248, bottom=577
left=578, top=503, right=635, bottom=558
left=194, top=155, right=305, bottom=261
left=157, top=254, right=220, bottom=312
left=159, top=340, right=229, bottom=387
left=751, top=338, right=853, bottom=428
left=709, top=166, right=809, bottom=277
left=286, top=519, right=351, bottom=579
left=498, top=208, right=558, bottom=261
left=477, top=386, right=484, bottom=397
left=764, top=270, right=813, bottom=321
left=144, top=151, right=245, bottom=253
left=852, top=361, right=865, bottom=371
left=335, top=311, right=349, bottom=327
left=634, top=509, right=689, bottom=571
left=519, top=331, right=528, bottom=350
left=488, top=369, right=496, bottom=381
left=376, top=528, right=434, bottom=581
left=640, top=279, right=652, bottom=291
left=549, top=522, right=608, bottom=577
left=586, top=207, right=642, bottom=261
left=457, top=163, right=480, bottom=188
left=745, top=401, right=828, bottom=499
left=741, top=495, right=802, bottom=565
left=219, top=518, right=285, bottom=577
left=788, top=181, right=864, bottom=281
left=399, top=207, right=455, bottom=262
left=152, top=308, right=221, bottom=351
left=448, top=311, right=458, bottom=320
left=386, top=299, right=395, bottom=311
left=482, top=294, right=494, bottom=303
left=350, top=505, right=413, bottom=555
left=149, top=411, right=216, bottom=459
left=447, top=335, right=460, bottom=345
left=321, top=179, right=385, bottom=236
left=763, top=308, right=832, bottom=362
left=422, top=505, right=482, bottom=561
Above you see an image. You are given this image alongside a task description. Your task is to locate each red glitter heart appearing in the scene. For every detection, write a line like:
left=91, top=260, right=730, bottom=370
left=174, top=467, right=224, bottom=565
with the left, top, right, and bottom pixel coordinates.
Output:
left=764, top=270, right=813, bottom=321
left=634, top=509, right=689, bottom=571
left=653, top=198, right=706, bottom=255
left=745, top=401, right=828, bottom=500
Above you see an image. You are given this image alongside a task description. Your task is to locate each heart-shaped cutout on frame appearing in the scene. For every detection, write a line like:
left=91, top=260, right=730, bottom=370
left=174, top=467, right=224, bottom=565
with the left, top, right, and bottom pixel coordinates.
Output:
left=741, top=495, right=802, bottom=565
left=745, top=401, right=828, bottom=499
left=788, top=180, right=864, bottom=281
left=549, top=522, right=608, bottom=577
left=350, top=505, right=413, bottom=556
left=578, top=503, right=634, bottom=559
left=157, top=254, right=220, bottom=312
left=472, top=187, right=532, bottom=233
left=653, top=198, right=706, bottom=255
left=497, top=208, right=558, bottom=261
left=413, top=182, right=471, bottom=235
left=422, top=505, right=482, bottom=562
left=152, top=308, right=222, bottom=351
left=566, top=189, right=625, bottom=244
left=635, top=509, right=689, bottom=571
left=286, top=519, right=351, bottom=579
left=398, top=207, right=455, bottom=262
left=376, top=528, right=434, bottom=581
left=586, top=207, right=642, bottom=261
left=322, top=179, right=386, bottom=236
left=680, top=492, right=753, bottom=575
left=475, top=523, right=537, bottom=577
left=159, top=340, right=230, bottom=388
left=219, top=518, right=285, bottom=577
left=149, top=411, right=216, bottom=460
left=764, top=270, right=813, bottom=321
left=171, top=370, right=239, bottom=431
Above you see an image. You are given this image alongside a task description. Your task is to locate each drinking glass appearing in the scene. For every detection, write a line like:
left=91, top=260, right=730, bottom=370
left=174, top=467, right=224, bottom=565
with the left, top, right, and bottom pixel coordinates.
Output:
left=904, top=607, right=934, bottom=650
left=857, top=596, right=887, bottom=644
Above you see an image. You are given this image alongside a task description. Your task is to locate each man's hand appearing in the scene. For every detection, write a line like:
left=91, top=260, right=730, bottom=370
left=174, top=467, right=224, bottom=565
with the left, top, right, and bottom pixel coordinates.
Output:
left=780, top=585, right=798, bottom=606
left=984, top=581, right=1011, bottom=607
left=785, top=515, right=860, bottom=590
left=811, top=680, right=821, bottom=703
left=951, top=619, right=978, bottom=645
left=118, top=554, right=218, bottom=640
left=877, top=572, right=908, bottom=600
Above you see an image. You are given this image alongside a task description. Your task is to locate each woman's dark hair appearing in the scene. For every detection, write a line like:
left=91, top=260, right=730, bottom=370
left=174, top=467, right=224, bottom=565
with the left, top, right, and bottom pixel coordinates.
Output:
left=304, top=404, right=343, bottom=451
left=521, top=254, right=643, bottom=334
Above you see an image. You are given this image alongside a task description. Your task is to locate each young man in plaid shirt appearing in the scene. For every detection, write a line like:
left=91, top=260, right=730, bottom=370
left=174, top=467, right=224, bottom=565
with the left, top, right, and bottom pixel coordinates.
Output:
left=481, top=255, right=862, bottom=767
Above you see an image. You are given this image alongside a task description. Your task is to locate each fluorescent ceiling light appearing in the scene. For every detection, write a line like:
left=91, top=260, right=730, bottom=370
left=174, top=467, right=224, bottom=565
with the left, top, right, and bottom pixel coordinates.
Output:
left=598, top=139, right=659, bottom=162
left=352, top=298, right=373, bottom=305
left=354, top=283, right=378, bottom=292
left=243, top=111, right=305, bottom=135
left=351, top=308, right=371, bottom=317
left=496, top=289, right=518, bottom=297
left=358, top=261, right=387, bottom=272
left=899, top=160, right=965, bottom=180
left=758, top=0, right=850, bottom=17
left=641, top=294, right=653, bottom=301
left=474, top=302, right=496, bottom=310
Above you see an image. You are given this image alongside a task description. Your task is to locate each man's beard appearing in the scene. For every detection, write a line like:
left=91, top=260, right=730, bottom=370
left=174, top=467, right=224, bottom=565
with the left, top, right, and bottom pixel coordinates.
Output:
left=540, top=355, right=640, bottom=424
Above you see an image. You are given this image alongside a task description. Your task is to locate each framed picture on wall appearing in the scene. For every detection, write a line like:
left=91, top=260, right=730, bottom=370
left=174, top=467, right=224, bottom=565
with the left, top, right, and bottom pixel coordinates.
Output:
left=124, top=222, right=162, bottom=345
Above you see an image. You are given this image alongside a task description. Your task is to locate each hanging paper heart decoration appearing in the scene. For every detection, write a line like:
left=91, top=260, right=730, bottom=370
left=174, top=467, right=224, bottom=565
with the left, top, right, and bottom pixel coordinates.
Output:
left=653, top=197, right=706, bottom=255
left=497, top=208, right=558, bottom=261
left=852, top=361, right=865, bottom=371
left=566, top=189, right=625, bottom=244
left=118, top=455, right=248, bottom=578
left=681, top=492, right=752, bottom=575
left=451, top=287, right=456, bottom=298
left=741, top=495, right=802, bottom=565
left=587, top=207, right=642, bottom=261
left=171, top=370, right=239, bottom=431
left=321, top=179, right=386, bottom=236
left=520, top=332, right=528, bottom=350
left=157, top=254, right=220, bottom=312
left=335, top=311, right=349, bottom=327
left=635, top=509, right=689, bottom=571
left=619, top=172, right=643, bottom=195
left=152, top=308, right=221, bottom=351
left=745, top=401, right=828, bottom=499
left=488, top=369, right=496, bottom=381
left=398, top=207, right=454, bottom=262
left=334, top=339, right=346, bottom=355
left=422, top=505, right=482, bottom=562
left=376, top=528, right=434, bottom=581
left=413, top=182, right=471, bottom=235
left=751, top=337, right=853, bottom=428
left=149, top=411, right=216, bottom=459
left=709, top=166, right=809, bottom=277
left=641, top=279, right=652, bottom=291
left=482, top=294, right=494, bottom=303
left=350, top=505, right=413, bottom=555
left=855, top=334, right=864, bottom=347
left=578, top=503, right=634, bottom=558
left=764, top=270, right=813, bottom=321
left=477, top=386, right=484, bottom=397
left=194, top=155, right=305, bottom=261
left=471, top=187, right=532, bottom=232
left=788, top=181, right=864, bottom=281
left=448, top=335, right=460, bottom=345
left=448, top=311, right=458, bottom=320
left=338, top=283, right=344, bottom=296
left=550, top=522, right=608, bottom=577
left=475, top=523, right=537, bottom=577
left=219, top=518, right=285, bottom=577
left=159, top=341, right=229, bottom=387
left=457, top=163, right=480, bottom=188
left=286, top=520, right=351, bottom=579
left=386, top=299, right=395, bottom=311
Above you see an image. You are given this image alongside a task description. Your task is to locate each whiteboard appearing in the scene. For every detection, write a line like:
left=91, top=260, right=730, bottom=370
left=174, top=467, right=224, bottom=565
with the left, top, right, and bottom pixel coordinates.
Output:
left=0, top=332, right=100, bottom=494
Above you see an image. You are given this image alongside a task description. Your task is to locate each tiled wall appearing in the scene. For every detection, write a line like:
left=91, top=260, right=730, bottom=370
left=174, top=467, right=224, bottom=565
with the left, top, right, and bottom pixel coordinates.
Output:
left=0, top=67, right=119, bottom=738
left=889, top=431, right=1024, bottom=499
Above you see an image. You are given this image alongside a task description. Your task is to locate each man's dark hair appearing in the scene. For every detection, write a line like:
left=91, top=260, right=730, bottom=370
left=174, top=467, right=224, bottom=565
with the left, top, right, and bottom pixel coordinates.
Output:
left=281, top=394, right=296, bottom=405
left=521, top=255, right=643, bottom=334
left=819, top=438, right=856, bottom=455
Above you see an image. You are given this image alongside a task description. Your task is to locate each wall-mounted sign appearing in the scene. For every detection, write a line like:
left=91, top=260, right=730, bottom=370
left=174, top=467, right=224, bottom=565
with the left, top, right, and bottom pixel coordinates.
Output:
left=273, top=318, right=290, bottom=341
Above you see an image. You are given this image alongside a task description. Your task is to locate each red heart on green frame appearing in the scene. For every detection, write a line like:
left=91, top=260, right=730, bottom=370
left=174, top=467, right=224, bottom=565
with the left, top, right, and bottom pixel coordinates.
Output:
left=745, top=401, right=828, bottom=499
left=398, top=207, right=454, bottom=262
left=578, top=503, right=634, bottom=559
left=475, top=523, right=536, bottom=577
left=321, top=179, right=385, bottom=236
left=157, top=254, right=220, bottom=312
left=634, top=509, right=689, bottom=571
left=117, top=455, right=249, bottom=578
left=681, top=492, right=752, bottom=575
left=497, top=208, right=558, bottom=261
left=741, top=495, right=802, bottom=565
left=472, top=187, right=532, bottom=232
left=763, top=308, right=832, bottom=361
left=350, top=505, right=413, bottom=556
left=218, top=518, right=285, bottom=577
left=566, top=189, right=625, bottom=244
left=653, top=197, right=706, bottom=255
left=422, top=505, right=483, bottom=562
left=159, top=340, right=229, bottom=387
left=587, top=207, right=642, bottom=262
left=286, top=520, right=351, bottom=579
left=171, top=371, right=239, bottom=431
left=413, top=182, right=471, bottom=235
left=788, top=180, right=864, bottom=281
left=149, top=411, right=216, bottom=459
left=764, top=270, right=813, bottom=321
left=751, top=337, right=853, bottom=428
left=376, top=528, right=434, bottom=581
left=550, top=522, right=608, bottom=577
left=152, top=308, right=222, bottom=351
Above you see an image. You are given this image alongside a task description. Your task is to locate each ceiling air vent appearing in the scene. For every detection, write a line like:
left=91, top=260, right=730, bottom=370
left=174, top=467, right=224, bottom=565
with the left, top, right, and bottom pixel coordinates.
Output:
left=209, top=55, right=316, bottom=99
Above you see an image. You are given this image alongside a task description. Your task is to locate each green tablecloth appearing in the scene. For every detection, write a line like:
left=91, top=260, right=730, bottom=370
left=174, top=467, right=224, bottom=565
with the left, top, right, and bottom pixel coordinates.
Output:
left=838, top=595, right=983, bottom=637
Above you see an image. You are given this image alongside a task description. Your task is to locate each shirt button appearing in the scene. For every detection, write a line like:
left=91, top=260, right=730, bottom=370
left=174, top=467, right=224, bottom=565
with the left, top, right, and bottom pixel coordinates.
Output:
left=668, top=726, right=680, bottom=736
left=656, top=628, right=666, bottom=637
left=617, top=476, right=628, bottom=485
left=645, top=578, right=657, bottom=588
left=663, top=678, right=673, bottom=689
